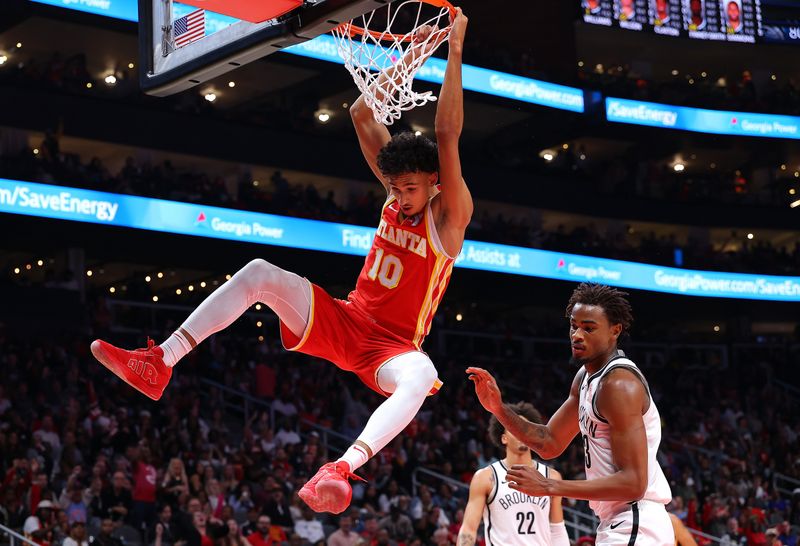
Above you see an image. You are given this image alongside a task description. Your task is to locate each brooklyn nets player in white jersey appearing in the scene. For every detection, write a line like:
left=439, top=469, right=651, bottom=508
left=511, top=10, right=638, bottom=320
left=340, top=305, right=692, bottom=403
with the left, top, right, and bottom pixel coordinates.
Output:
left=467, top=283, right=673, bottom=545
left=458, top=402, right=569, bottom=546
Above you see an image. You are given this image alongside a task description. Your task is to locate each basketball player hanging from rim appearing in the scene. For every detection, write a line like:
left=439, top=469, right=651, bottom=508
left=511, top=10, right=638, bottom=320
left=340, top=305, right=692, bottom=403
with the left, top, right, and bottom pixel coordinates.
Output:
left=90, top=8, right=472, bottom=515
left=467, top=283, right=674, bottom=546
left=457, top=402, right=570, bottom=546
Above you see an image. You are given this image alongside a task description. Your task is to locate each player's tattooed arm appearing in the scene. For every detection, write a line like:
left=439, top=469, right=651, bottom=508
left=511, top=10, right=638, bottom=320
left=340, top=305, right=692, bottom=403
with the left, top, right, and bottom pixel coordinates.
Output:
left=458, top=533, right=476, bottom=546
left=495, top=403, right=549, bottom=452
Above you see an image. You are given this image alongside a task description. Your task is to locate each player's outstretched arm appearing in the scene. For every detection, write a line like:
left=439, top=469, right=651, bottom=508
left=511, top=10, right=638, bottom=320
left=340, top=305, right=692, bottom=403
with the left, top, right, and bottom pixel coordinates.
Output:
left=433, top=8, right=473, bottom=241
left=466, top=367, right=581, bottom=459
left=547, top=468, right=570, bottom=546
left=457, top=467, right=490, bottom=546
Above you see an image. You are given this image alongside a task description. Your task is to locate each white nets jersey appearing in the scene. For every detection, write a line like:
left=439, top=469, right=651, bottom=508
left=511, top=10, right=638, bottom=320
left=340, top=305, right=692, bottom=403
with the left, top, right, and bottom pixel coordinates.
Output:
left=482, top=460, right=553, bottom=546
left=578, top=351, right=672, bottom=521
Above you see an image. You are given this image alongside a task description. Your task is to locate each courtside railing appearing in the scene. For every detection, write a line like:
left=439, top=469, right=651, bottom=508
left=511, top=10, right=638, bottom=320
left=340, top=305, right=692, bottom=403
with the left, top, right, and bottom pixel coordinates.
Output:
left=0, top=524, right=38, bottom=546
left=199, top=377, right=357, bottom=455
left=774, top=472, right=800, bottom=496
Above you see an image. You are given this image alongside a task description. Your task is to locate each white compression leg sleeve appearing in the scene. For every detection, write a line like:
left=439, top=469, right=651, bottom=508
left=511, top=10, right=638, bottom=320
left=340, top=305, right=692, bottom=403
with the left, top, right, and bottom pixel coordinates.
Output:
left=338, top=352, right=437, bottom=472
left=160, top=259, right=311, bottom=366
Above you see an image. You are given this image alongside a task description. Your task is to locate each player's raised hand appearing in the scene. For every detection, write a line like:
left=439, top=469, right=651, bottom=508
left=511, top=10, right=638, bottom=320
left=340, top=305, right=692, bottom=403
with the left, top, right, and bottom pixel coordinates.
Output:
left=448, top=7, right=468, bottom=52
left=413, top=23, right=436, bottom=43
left=506, top=464, right=551, bottom=497
left=408, top=23, right=446, bottom=61
left=466, top=367, right=503, bottom=413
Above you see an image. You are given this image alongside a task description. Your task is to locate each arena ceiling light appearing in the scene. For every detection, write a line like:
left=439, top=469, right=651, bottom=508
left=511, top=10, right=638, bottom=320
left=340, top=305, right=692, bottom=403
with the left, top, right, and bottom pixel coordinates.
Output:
left=539, top=150, right=556, bottom=162
left=104, top=74, right=117, bottom=85
left=204, top=93, right=217, bottom=103
left=0, top=55, right=7, bottom=65
left=673, top=163, right=686, bottom=172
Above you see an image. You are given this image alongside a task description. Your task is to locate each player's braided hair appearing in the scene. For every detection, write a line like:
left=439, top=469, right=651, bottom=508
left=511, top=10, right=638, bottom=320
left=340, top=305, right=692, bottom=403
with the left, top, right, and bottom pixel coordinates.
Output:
left=488, top=402, right=543, bottom=448
left=565, top=282, right=634, bottom=334
left=377, top=131, right=439, bottom=176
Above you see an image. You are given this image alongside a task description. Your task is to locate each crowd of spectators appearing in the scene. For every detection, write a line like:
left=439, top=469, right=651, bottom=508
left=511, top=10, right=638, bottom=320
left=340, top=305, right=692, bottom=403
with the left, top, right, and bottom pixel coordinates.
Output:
left=0, top=288, right=799, bottom=546
left=0, top=139, right=798, bottom=276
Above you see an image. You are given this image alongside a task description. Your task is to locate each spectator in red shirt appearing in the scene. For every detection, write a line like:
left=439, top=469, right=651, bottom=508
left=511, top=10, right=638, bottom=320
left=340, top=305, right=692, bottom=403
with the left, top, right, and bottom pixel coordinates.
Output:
left=247, top=515, right=280, bottom=546
left=131, top=445, right=158, bottom=530
left=4, top=458, right=32, bottom=501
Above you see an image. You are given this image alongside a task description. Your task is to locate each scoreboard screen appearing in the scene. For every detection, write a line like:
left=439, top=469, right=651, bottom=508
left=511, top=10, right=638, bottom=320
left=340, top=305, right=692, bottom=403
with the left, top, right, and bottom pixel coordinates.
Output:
left=581, top=0, right=776, bottom=44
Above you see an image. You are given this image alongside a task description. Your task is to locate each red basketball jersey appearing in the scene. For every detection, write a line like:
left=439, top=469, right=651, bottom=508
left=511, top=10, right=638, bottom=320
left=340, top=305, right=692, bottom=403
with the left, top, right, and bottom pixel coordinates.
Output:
left=348, top=196, right=456, bottom=349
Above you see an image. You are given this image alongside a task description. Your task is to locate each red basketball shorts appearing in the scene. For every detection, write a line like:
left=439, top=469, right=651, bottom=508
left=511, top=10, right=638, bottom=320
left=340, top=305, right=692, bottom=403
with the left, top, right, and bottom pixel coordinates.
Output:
left=279, top=283, right=442, bottom=396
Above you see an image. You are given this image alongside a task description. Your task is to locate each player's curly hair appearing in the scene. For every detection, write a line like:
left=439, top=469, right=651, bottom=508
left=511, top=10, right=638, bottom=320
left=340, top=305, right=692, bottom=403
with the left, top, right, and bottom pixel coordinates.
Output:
left=376, top=131, right=439, bottom=176
left=565, top=282, right=634, bottom=334
left=488, top=402, right=543, bottom=448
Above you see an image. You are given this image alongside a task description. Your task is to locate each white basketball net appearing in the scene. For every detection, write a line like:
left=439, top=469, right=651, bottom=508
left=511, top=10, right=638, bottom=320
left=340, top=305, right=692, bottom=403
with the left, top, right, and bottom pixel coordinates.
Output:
left=331, top=0, right=452, bottom=125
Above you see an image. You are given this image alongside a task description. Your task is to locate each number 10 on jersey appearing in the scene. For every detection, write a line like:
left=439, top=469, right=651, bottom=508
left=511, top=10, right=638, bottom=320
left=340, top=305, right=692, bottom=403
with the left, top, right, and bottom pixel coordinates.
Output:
left=367, top=249, right=403, bottom=289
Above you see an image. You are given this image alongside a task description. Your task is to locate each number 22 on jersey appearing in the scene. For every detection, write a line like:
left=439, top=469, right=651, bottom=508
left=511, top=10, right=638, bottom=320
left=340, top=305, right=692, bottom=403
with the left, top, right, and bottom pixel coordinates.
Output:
left=366, top=249, right=403, bottom=289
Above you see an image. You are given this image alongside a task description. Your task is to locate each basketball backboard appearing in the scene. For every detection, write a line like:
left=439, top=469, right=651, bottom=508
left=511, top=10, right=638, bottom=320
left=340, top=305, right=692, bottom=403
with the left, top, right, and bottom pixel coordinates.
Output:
left=139, top=0, right=396, bottom=97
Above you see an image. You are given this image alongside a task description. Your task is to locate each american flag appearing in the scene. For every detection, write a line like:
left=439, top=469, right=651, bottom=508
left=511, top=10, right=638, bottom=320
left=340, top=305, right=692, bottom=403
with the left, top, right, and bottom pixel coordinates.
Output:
left=174, top=8, right=205, bottom=48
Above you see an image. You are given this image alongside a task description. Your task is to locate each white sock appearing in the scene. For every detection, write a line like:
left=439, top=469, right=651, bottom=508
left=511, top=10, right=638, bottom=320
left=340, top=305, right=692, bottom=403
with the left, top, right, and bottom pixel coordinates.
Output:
left=159, top=329, right=195, bottom=368
left=337, top=352, right=438, bottom=472
left=157, top=259, right=311, bottom=367
left=338, top=444, right=370, bottom=472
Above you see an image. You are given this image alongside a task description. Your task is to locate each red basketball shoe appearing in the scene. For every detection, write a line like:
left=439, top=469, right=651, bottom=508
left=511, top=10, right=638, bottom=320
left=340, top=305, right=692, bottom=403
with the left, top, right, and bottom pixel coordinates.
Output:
left=90, top=338, right=172, bottom=401
left=298, top=461, right=365, bottom=514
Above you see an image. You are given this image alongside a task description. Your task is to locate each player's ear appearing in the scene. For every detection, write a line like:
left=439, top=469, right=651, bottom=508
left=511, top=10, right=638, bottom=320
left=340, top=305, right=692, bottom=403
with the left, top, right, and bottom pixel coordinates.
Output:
left=429, top=172, right=438, bottom=186
left=501, top=432, right=508, bottom=446
left=611, top=323, right=622, bottom=339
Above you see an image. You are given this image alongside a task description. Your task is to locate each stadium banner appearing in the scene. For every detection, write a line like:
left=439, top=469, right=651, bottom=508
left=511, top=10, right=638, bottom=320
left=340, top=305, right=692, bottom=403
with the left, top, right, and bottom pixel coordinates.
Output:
left=289, top=35, right=586, bottom=113
left=606, top=97, right=800, bottom=140
left=29, top=0, right=585, bottom=113
left=29, top=0, right=139, bottom=21
left=2, top=178, right=799, bottom=302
